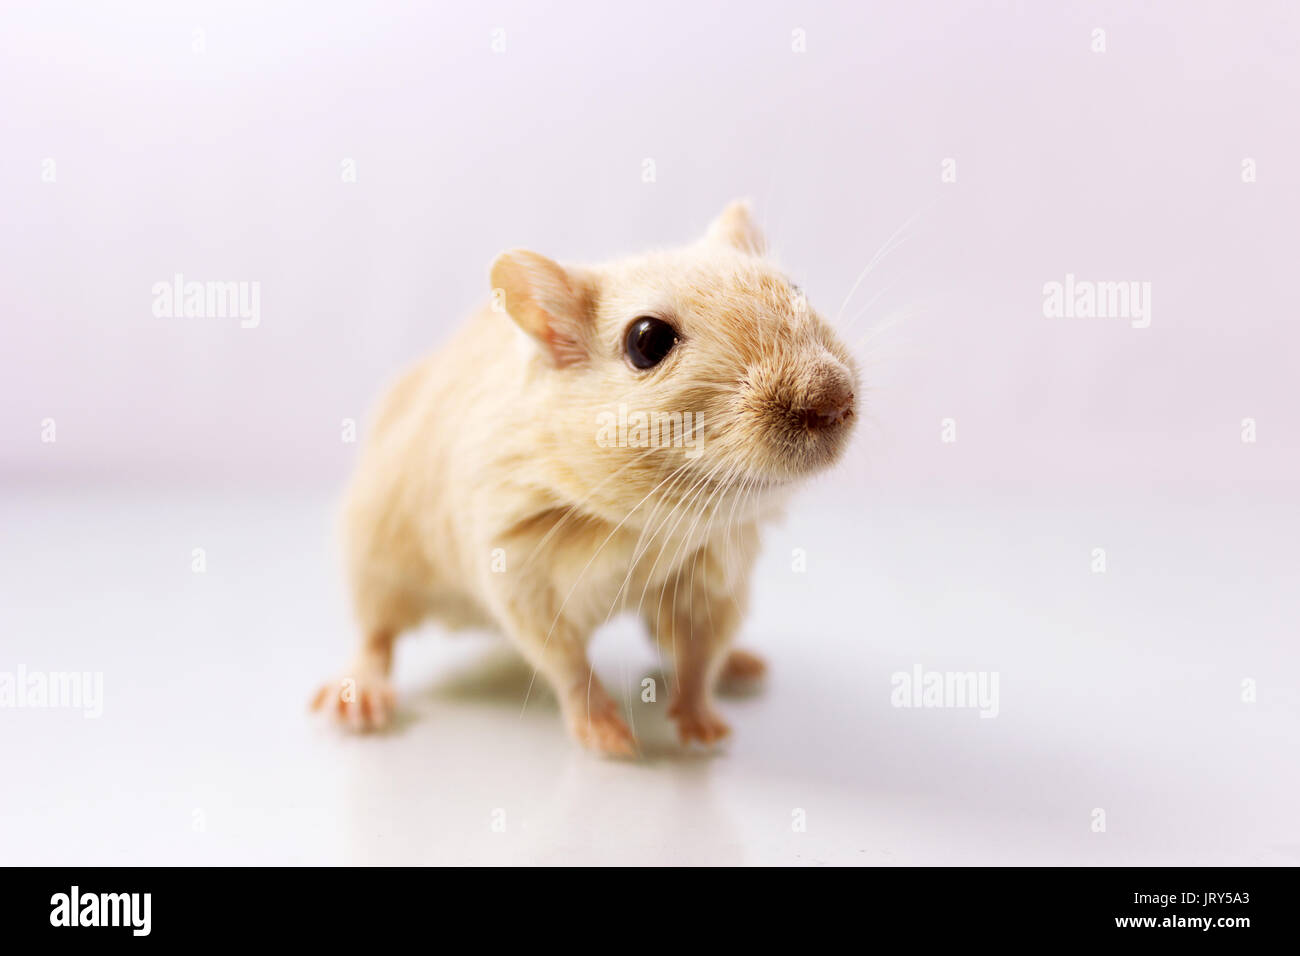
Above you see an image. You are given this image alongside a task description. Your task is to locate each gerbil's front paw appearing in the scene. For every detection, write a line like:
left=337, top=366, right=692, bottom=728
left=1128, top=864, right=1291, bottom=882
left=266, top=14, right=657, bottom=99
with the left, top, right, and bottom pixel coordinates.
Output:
left=668, top=699, right=731, bottom=747
left=566, top=696, right=638, bottom=758
left=311, top=671, right=395, bottom=732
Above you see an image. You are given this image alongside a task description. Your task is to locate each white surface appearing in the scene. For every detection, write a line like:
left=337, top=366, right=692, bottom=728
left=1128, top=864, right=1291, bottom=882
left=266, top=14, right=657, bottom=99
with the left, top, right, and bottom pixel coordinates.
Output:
left=2, top=484, right=1296, bottom=866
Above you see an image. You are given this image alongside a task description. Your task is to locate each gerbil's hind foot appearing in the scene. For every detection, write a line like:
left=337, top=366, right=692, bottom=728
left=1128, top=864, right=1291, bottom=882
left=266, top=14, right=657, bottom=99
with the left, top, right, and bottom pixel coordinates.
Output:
left=720, top=647, right=767, bottom=687
left=311, top=670, right=396, bottom=732
left=565, top=691, right=638, bottom=758
left=668, top=699, right=731, bottom=747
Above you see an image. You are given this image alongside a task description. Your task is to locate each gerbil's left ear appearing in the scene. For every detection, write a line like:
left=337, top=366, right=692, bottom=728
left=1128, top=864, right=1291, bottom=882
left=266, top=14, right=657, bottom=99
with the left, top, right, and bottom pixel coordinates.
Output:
left=490, top=249, right=593, bottom=368
left=704, top=199, right=766, bottom=256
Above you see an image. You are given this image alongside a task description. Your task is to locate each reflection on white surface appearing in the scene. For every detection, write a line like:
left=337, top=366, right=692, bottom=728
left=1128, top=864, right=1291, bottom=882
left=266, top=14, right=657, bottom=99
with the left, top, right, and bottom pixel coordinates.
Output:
left=1, top=486, right=1296, bottom=865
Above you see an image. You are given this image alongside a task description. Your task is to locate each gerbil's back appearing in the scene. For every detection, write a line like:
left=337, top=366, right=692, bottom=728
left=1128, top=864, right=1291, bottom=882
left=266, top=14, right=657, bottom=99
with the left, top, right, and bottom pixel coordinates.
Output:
left=359, top=305, right=510, bottom=466
left=341, top=306, right=516, bottom=575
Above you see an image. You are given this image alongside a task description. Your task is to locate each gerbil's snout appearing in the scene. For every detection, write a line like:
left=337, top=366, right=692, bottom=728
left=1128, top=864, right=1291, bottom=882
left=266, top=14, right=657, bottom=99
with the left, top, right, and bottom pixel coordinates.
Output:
left=742, top=350, right=858, bottom=480
left=798, top=371, right=855, bottom=430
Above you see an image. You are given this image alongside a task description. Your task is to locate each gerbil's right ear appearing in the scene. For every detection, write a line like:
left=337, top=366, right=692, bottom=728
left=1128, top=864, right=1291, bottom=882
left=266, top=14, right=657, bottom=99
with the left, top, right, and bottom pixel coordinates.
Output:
left=704, top=199, right=766, bottom=256
left=490, top=249, right=593, bottom=368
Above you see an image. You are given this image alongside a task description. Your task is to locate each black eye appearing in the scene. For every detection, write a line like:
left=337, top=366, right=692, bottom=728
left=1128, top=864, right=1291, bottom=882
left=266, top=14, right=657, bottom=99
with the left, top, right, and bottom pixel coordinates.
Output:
left=624, top=316, right=678, bottom=369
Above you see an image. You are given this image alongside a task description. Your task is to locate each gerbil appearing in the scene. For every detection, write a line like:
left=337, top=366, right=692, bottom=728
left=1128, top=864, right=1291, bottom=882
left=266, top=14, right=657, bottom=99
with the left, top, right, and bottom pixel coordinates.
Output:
left=312, top=201, right=858, bottom=755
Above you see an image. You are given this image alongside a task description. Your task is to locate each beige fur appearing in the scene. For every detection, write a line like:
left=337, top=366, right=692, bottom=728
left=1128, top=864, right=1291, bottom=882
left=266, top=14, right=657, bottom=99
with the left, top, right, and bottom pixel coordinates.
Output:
left=312, top=201, right=858, bottom=755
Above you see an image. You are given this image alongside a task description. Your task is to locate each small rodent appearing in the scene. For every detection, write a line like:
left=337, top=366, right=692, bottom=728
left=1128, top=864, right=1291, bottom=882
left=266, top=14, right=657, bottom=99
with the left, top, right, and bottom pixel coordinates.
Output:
left=312, top=201, right=858, bottom=755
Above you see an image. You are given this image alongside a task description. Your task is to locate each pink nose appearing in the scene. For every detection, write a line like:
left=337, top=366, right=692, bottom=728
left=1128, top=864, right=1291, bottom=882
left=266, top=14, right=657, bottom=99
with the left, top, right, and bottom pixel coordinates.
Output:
left=800, top=385, right=854, bottom=429
left=811, top=390, right=853, bottom=426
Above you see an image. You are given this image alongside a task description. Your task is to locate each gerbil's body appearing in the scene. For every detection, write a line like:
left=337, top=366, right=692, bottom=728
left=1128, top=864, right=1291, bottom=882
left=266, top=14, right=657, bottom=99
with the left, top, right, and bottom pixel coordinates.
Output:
left=315, top=202, right=858, bottom=755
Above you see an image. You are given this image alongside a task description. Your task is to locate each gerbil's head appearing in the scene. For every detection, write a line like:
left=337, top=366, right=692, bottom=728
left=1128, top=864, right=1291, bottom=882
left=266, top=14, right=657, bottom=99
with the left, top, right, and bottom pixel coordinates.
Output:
left=490, top=201, right=858, bottom=517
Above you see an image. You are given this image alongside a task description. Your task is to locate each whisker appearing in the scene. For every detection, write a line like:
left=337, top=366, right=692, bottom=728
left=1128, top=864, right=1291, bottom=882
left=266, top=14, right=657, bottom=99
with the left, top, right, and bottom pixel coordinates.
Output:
left=517, top=443, right=664, bottom=571
left=832, top=198, right=937, bottom=326
left=517, top=453, right=705, bottom=716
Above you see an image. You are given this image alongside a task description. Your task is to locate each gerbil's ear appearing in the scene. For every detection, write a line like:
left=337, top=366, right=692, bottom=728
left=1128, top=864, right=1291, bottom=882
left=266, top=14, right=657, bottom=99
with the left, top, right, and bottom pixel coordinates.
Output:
left=490, top=249, right=593, bottom=368
left=704, top=199, right=766, bottom=255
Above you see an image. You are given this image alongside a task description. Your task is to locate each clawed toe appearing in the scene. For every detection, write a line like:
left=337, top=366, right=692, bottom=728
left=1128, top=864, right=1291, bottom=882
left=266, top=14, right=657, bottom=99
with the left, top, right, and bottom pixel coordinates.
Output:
left=311, top=675, right=395, bottom=732
left=566, top=697, right=639, bottom=757
left=669, top=700, right=731, bottom=747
